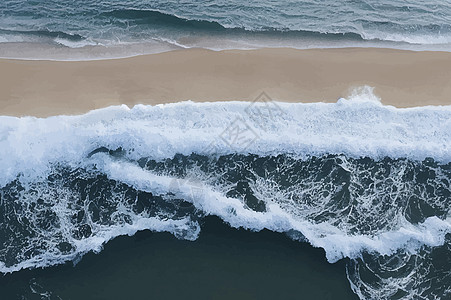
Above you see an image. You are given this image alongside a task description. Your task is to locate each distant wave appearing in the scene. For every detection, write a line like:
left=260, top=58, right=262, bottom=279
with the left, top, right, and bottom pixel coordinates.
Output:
left=0, top=9, right=375, bottom=49
left=101, top=9, right=367, bottom=40
left=99, top=9, right=451, bottom=45
left=1, top=0, right=451, bottom=55
left=102, top=9, right=226, bottom=31
left=1, top=8, right=450, bottom=53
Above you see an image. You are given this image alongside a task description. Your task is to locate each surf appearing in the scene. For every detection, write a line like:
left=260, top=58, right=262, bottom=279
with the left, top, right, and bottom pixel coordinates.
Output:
left=1, top=88, right=450, bottom=298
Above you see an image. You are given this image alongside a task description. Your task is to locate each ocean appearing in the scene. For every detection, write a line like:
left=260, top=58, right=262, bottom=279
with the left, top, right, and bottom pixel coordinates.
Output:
left=0, top=89, right=451, bottom=299
left=1, top=1, right=451, bottom=299
left=1, top=0, right=451, bottom=59
left=0, top=216, right=357, bottom=299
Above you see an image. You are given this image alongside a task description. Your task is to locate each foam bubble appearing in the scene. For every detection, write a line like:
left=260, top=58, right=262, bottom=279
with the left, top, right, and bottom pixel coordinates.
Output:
left=54, top=37, right=98, bottom=48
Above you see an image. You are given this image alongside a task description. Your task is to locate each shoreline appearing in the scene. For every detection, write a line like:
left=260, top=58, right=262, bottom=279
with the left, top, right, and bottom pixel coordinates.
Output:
left=1, top=47, right=451, bottom=117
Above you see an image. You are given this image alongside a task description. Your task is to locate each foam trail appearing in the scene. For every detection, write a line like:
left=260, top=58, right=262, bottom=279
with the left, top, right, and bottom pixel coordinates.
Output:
left=96, top=155, right=451, bottom=263
left=0, top=216, right=198, bottom=274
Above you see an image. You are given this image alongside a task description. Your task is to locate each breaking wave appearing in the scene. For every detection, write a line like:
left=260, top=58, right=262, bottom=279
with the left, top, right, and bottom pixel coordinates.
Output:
left=1, top=88, right=450, bottom=298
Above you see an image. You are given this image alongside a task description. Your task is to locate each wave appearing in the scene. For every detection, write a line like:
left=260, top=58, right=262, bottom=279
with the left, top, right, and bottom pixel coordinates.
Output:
left=2, top=0, right=451, bottom=58
left=2, top=8, right=451, bottom=56
left=0, top=10, right=392, bottom=50
left=0, top=28, right=97, bottom=48
left=100, top=9, right=368, bottom=40
left=100, top=9, right=451, bottom=45
left=99, top=156, right=451, bottom=261
left=102, top=9, right=226, bottom=31
left=1, top=88, right=450, bottom=298
left=0, top=28, right=84, bottom=41
left=2, top=87, right=451, bottom=187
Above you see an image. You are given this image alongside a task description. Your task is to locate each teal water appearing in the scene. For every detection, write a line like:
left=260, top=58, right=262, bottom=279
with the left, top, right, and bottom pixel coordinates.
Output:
left=1, top=0, right=451, bottom=57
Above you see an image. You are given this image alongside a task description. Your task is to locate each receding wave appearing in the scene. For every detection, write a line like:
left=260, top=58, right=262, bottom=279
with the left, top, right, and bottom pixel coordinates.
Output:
left=0, top=28, right=93, bottom=48
left=0, top=28, right=84, bottom=41
left=1, top=88, right=450, bottom=298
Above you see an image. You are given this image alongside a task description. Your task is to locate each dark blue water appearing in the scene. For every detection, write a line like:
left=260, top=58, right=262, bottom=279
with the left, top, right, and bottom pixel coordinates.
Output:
left=0, top=217, right=358, bottom=300
left=1, top=152, right=450, bottom=299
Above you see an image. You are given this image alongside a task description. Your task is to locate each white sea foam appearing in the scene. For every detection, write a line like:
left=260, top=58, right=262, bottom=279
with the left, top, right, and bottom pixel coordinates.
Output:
left=360, top=30, right=451, bottom=45
left=93, top=155, right=451, bottom=263
left=1, top=88, right=451, bottom=270
left=0, top=216, right=198, bottom=273
left=53, top=37, right=98, bottom=48
left=1, top=88, right=451, bottom=188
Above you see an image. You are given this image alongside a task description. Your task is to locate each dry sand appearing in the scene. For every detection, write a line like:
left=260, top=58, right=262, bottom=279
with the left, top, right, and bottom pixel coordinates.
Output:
left=1, top=47, right=451, bottom=117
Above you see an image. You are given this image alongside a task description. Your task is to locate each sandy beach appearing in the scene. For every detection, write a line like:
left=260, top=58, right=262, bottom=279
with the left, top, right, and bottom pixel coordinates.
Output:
left=1, top=47, right=451, bottom=117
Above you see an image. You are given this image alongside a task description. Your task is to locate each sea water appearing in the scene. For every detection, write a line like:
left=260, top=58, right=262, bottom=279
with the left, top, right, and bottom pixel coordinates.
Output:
left=1, top=0, right=451, bottom=59
left=0, top=88, right=450, bottom=298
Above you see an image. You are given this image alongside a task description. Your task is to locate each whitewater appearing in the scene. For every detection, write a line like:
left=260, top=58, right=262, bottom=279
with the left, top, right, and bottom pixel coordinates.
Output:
left=0, top=87, right=450, bottom=298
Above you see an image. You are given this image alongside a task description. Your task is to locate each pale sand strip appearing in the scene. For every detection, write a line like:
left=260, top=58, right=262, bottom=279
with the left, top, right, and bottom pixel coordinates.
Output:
left=1, top=48, right=451, bottom=117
